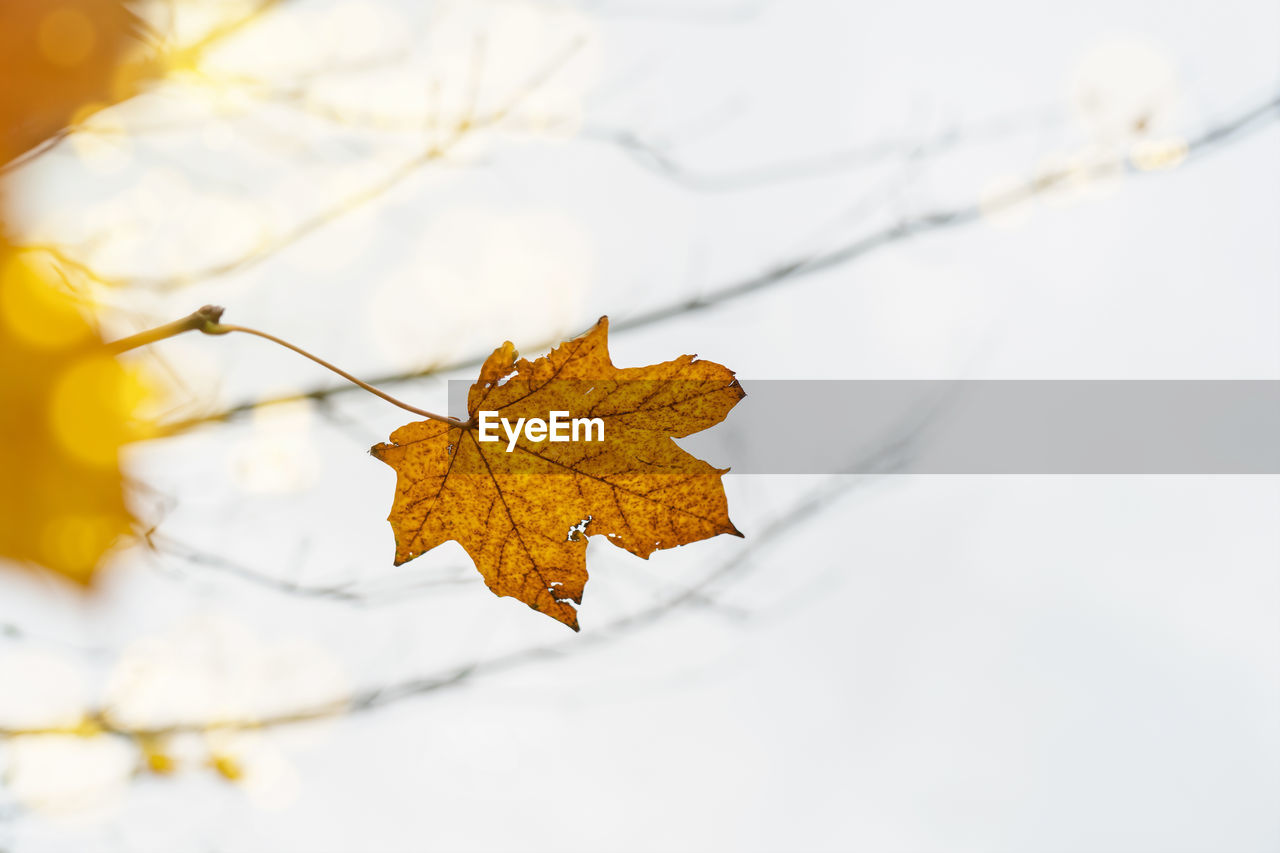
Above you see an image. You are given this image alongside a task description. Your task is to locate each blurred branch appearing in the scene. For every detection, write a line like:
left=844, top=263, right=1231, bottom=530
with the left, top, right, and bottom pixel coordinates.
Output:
left=583, top=102, right=1062, bottom=192
left=147, top=533, right=475, bottom=604
left=0, top=620, right=116, bottom=661
left=157, top=90, right=1280, bottom=436
left=97, top=83, right=1057, bottom=194
left=71, top=57, right=417, bottom=139
left=25, top=37, right=585, bottom=291
left=0, top=416, right=917, bottom=741
left=169, top=0, right=289, bottom=63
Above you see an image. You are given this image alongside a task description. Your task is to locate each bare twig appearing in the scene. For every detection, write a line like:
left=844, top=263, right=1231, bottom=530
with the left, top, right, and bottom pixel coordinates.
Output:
left=148, top=534, right=474, bottom=604
left=105, top=304, right=226, bottom=354
left=583, top=102, right=1062, bottom=192
left=108, top=305, right=461, bottom=425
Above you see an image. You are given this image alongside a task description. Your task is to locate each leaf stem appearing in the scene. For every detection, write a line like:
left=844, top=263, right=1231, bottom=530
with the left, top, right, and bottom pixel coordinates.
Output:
left=107, top=305, right=463, bottom=427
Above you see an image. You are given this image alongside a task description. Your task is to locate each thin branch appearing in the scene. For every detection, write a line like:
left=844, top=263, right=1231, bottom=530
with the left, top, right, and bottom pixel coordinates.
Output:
left=148, top=534, right=474, bottom=604
left=214, top=322, right=463, bottom=426
left=104, top=304, right=226, bottom=354
left=583, top=102, right=1062, bottom=192
left=158, top=90, right=1280, bottom=436
left=107, top=305, right=461, bottom=425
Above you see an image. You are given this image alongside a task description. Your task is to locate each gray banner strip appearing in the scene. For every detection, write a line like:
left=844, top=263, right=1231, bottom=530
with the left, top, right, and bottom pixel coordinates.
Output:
left=448, top=380, right=1279, bottom=474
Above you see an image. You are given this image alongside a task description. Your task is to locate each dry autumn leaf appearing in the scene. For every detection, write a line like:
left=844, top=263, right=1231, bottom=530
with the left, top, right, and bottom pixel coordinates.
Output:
left=371, top=317, right=744, bottom=630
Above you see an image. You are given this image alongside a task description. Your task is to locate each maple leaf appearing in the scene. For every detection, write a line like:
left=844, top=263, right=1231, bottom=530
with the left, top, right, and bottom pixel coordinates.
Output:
left=0, top=245, right=141, bottom=584
left=371, top=317, right=744, bottom=630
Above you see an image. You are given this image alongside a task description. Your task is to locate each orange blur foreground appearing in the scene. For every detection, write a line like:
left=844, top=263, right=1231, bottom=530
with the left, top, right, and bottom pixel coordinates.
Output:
left=0, top=0, right=151, bottom=165
left=0, top=247, right=144, bottom=585
left=1, top=0, right=155, bottom=581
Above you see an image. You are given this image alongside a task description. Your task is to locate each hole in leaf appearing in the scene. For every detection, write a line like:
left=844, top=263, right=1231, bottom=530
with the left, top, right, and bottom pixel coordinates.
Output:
left=566, top=515, right=593, bottom=542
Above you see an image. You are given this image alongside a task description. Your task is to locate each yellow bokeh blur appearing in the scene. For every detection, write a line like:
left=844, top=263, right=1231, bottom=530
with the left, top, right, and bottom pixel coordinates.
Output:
left=49, top=351, right=149, bottom=468
left=0, top=251, right=95, bottom=350
left=0, top=241, right=140, bottom=585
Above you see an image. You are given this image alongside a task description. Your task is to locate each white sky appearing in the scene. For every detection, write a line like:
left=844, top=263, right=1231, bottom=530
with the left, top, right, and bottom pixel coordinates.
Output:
left=1, top=0, right=1278, bottom=850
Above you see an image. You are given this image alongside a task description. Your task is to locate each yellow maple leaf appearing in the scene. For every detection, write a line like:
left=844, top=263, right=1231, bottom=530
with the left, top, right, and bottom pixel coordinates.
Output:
left=0, top=245, right=141, bottom=584
left=371, top=317, right=744, bottom=630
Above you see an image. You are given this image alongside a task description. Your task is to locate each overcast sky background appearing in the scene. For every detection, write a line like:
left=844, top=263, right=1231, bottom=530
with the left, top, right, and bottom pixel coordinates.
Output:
left=1, top=0, right=1278, bottom=850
